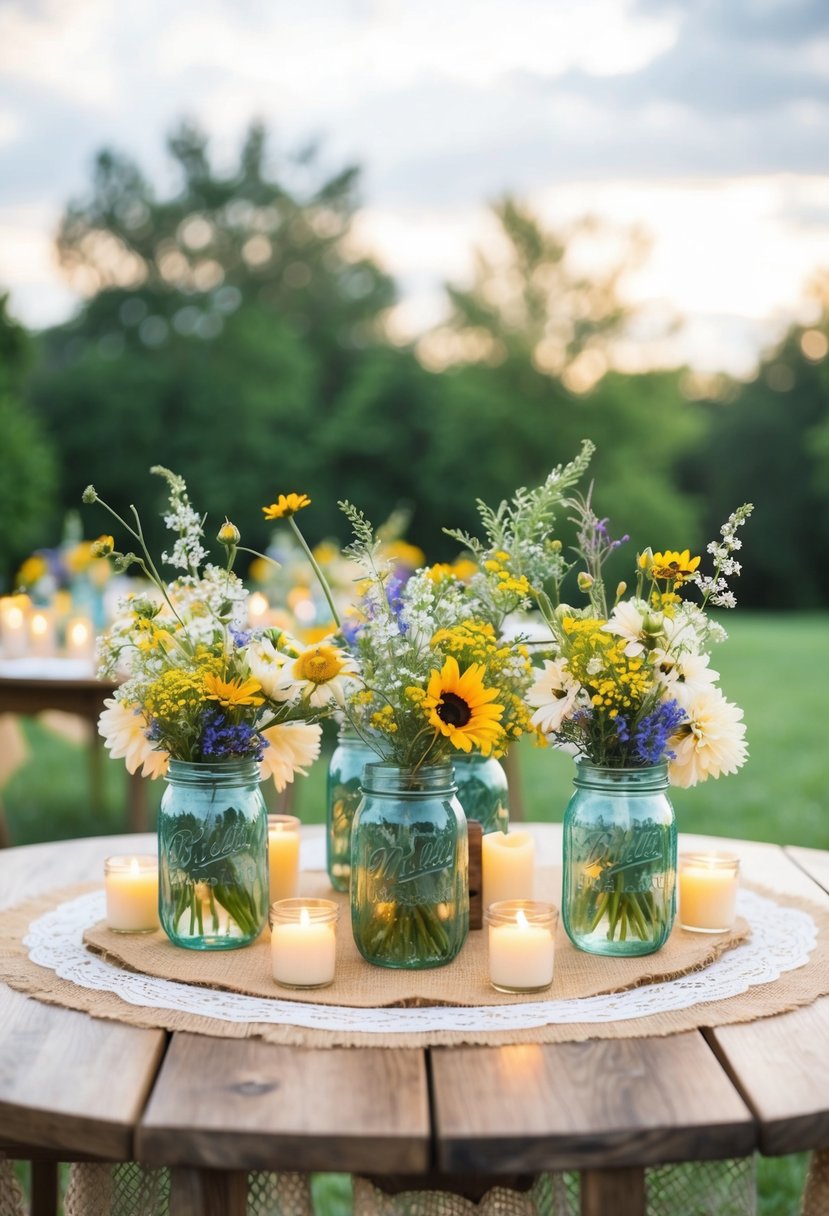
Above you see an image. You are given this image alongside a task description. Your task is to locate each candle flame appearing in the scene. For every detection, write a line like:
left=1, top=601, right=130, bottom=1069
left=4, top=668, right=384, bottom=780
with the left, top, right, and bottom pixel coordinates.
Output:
left=248, top=592, right=269, bottom=617
left=515, top=908, right=529, bottom=929
left=299, top=906, right=310, bottom=928
left=69, top=621, right=90, bottom=645
left=31, top=613, right=48, bottom=635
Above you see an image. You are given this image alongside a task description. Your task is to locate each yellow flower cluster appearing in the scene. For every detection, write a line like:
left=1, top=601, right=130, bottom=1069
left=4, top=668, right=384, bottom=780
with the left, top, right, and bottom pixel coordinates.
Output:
left=424, top=557, right=478, bottom=584
left=371, top=704, right=398, bottom=734
left=561, top=617, right=651, bottom=717
left=483, top=553, right=531, bottom=599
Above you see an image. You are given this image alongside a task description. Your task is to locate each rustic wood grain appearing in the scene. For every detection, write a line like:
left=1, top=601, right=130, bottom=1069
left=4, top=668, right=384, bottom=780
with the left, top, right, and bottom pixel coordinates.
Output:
left=580, top=1167, right=646, bottom=1216
left=431, top=1033, right=755, bottom=1173
left=708, top=996, right=829, bottom=1156
left=0, top=985, right=166, bottom=1159
left=138, top=1033, right=430, bottom=1174
left=169, top=1167, right=247, bottom=1216
left=786, top=846, right=829, bottom=897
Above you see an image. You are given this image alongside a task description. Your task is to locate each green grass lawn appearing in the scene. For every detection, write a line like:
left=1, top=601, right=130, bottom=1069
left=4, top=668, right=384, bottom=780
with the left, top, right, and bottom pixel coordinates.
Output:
left=2, top=611, right=826, bottom=1215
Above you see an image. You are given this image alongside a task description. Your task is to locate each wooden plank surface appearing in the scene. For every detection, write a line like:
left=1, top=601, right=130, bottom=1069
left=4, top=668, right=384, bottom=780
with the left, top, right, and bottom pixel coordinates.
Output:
left=138, top=1033, right=430, bottom=1174
left=0, top=984, right=165, bottom=1159
left=431, top=1033, right=755, bottom=1173
left=787, top=845, right=829, bottom=895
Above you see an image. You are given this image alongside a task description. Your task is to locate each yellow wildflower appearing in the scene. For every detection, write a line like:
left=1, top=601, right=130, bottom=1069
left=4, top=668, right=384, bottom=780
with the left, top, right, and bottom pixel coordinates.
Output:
left=203, top=674, right=265, bottom=709
left=262, top=493, right=312, bottom=520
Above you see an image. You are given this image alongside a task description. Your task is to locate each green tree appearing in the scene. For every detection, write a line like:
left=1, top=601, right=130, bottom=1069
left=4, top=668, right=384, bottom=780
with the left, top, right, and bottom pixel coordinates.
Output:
left=0, top=294, right=57, bottom=587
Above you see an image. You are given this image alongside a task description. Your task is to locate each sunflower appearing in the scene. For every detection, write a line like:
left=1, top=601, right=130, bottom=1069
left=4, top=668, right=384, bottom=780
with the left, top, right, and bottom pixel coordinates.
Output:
left=648, top=549, right=701, bottom=585
left=262, top=493, right=312, bottom=520
left=203, top=673, right=265, bottom=709
left=422, top=656, right=505, bottom=755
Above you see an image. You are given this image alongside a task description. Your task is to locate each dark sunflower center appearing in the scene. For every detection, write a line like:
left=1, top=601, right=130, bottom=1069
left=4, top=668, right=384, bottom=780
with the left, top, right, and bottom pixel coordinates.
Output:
left=437, top=692, right=472, bottom=728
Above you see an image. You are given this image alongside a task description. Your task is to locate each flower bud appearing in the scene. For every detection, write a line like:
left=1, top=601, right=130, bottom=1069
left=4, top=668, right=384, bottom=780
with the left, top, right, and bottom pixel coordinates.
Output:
left=577, top=571, right=594, bottom=592
left=615, top=581, right=627, bottom=600
left=217, top=519, right=241, bottom=547
left=91, top=534, right=115, bottom=558
left=637, top=548, right=653, bottom=573
left=82, top=485, right=98, bottom=504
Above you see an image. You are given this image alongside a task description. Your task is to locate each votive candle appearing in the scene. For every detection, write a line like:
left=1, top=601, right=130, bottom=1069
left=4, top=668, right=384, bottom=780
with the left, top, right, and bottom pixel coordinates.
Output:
left=28, top=609, right=55, bottom=658
left=679, top=851, right=740, bottom=932
left=104, top=855, right=159, bottom=933
left=268, top=813, right=301, bottom=903
left=482, top=830, right=535, bottom=909
left=248, top=591, right=270, bottom=628
left=0, top=595, right=30, bottom=658
left=65, top=615, right=94, bottom=660
left=270, top=898, right=338, bottom=988
left=486, top=900, right=557, bottom=993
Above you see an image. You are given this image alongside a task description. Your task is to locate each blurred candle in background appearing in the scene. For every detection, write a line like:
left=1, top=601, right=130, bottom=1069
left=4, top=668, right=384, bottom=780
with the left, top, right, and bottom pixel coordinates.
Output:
left=268, top=813, right=301, bottom=902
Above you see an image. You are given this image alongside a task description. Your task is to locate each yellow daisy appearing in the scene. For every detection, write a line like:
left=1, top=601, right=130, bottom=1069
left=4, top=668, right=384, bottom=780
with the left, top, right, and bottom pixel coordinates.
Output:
left=649, top=549, right=701, bottom=584
left=422, top=656, right=505, bottom=755
left=262, top=493, right=312, bottom=520
left=203, top=673, right=265, bottom=709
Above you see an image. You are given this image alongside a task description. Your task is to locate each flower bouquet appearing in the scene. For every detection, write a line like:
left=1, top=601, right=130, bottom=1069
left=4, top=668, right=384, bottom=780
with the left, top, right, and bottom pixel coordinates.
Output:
left=523, top=481, right=753, bottom=951
left=84, top=470, right=352, bottom=948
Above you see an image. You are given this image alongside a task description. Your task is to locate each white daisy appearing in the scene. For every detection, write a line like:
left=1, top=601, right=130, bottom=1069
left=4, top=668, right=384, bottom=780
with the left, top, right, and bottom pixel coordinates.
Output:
left=274, top=642, right=360, bottom=708
left=98, top=697, right=169, bottom=779
left=668, top=687, right=748, bottom=788
left=601, top=599, right=655, bottom=657
left=246, top=637, right=294, bottom=701
left=259, top=721, right=323, bottom=791
left=526, top=659, right=580, bottom=735
left=652, top=649, right=720, bottom=698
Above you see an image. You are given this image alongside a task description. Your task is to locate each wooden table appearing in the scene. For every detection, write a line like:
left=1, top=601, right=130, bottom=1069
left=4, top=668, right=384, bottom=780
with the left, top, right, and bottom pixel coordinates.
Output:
left=1, top=826, right=828, bottom=1216
left=0, top=671, right=148, bottom=844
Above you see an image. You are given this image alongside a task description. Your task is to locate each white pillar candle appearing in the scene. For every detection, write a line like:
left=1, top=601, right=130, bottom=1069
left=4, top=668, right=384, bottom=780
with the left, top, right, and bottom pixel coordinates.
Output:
left=679, top=852, right=740, bottom=932
left=482, top=830, right=535, bottom=909
left=65, top=615, right=94, bottom=661
left=0, top=596, right=30, bottom=658
left=104, top=855, right=159, bottom=933
left=270, top=898, right=338, bottom=988
left=268, top=814, right=301, bottom=902
left=28, top=609, right=55, bottom=657
left=486, top=900, right=557, bottom=993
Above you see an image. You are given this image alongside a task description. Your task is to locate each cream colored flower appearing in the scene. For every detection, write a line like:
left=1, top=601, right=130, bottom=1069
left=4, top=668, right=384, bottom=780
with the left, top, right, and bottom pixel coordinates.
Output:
left=246, top=637, right=294, bottom=701
left=526, top=659, right=580, bottom=735
left=601, top=599, right=655, bottom=657
left=652, top=648, right=719, bottom=698
left=98, top=697, right=169, bottom=779
left=668, top=687, right=747, bottom=788
left=259, top=721, right=323, bottom=791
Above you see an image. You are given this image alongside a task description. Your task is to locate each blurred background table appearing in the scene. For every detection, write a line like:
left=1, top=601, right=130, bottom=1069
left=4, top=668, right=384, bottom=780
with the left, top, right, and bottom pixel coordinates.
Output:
left=0, top=660, right=148, bottom=847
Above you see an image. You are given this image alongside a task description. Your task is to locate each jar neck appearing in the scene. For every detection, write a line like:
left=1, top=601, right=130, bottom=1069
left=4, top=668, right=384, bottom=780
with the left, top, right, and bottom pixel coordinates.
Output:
left=166, top=758, right=261, bottom=788
left=573, top=760, right=669, bottom=793
left=361, top=762, right=456, bottom=797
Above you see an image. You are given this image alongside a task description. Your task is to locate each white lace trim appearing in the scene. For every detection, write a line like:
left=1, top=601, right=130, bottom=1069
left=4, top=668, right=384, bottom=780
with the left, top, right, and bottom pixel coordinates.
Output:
left=23, top=889, right=817, bottom=1035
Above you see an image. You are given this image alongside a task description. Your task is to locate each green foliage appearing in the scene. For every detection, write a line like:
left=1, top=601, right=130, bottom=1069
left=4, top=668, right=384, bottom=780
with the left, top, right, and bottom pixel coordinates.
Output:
left=0, top=295, right=57, bottom=587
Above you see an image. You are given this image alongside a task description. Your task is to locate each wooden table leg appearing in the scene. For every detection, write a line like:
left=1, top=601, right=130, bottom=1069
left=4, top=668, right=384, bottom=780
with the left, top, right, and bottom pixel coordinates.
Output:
left=581, top=1167, right=646, bottom=1216
left=169, top=1167, right=247, bottom=1216
left=30, top=1159, right=59, bottom=1216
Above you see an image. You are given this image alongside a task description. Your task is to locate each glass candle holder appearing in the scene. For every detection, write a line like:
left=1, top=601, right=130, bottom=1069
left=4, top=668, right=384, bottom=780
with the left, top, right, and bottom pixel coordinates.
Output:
left=104, top=855, right=159, bottom=933
left=678, top=851, right=740, bottom=933
left=270, top=898, right=339, bottom=989
left=267, top=814, right=301, bottom=903
left=485, top=899, right=557, bottom=994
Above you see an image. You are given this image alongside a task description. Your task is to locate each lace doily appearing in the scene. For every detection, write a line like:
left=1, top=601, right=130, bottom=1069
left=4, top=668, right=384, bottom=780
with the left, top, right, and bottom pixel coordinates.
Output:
left=23, top=888, right=816, bottom=1036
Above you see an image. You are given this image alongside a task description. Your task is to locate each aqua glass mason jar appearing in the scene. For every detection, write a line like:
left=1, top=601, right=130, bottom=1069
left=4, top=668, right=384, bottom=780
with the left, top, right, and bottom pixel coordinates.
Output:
left=562, top=761, right=676, bottom=957
left=452, top=752, right=510, bottom=835
left=351, top=762, right=469, bottom=969
left=326, top=726, right=377, bottom=892
left=158, top=759, right=269, bottom=950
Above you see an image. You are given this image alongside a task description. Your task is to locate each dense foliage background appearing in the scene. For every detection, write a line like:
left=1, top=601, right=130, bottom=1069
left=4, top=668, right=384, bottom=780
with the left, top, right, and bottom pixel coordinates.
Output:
left=2, top=121, right=828, bottom=608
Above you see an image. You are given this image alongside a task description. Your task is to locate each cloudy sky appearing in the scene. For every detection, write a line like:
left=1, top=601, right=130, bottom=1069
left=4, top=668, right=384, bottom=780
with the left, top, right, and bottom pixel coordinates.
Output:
left=1, top=0, right=828, bottom=373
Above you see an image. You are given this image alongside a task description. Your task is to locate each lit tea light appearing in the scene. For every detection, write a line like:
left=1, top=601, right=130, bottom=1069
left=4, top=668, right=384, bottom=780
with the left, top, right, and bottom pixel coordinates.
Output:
left=267, top=813, right=301, bottom=903
left=270, top=898, right=338, bottom=988
left=28, top=609, right=55, bottom=658
left=482, top=830, right=535, bottom=909
left=679, top=851, right=740, bottom=933
left=248, top=591, right=270, bottom=628
left=0, top=595, right=29, bottom=658
left=486, top=900, right=557, bottom=993
left=104, top=855, right=159, bottom=933
left=65, top=615, right=94, bottom=660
